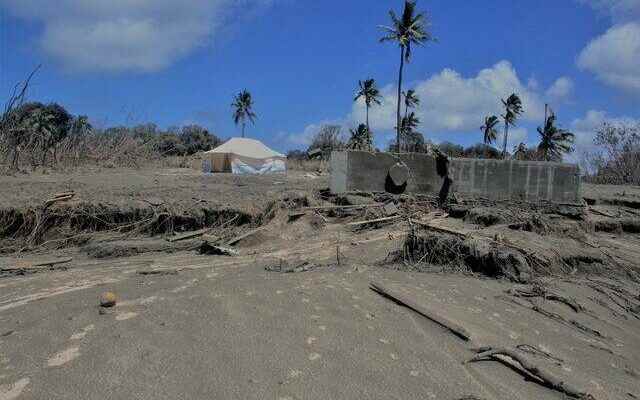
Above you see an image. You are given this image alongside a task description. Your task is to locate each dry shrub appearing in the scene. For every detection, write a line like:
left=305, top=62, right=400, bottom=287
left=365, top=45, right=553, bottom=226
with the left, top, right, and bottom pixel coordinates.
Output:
left=287, top=158, right=325, bottom=172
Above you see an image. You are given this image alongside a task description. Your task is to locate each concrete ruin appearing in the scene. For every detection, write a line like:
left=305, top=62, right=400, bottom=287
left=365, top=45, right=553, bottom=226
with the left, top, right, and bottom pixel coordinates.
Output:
left=330, top=151, right=582, bottom=204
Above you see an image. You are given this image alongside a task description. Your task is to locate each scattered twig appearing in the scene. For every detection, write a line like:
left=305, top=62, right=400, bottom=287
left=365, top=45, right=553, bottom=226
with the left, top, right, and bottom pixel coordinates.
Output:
left=507, top=286, right=585, bottom=313
left=532, top=305, right=607, bottom=339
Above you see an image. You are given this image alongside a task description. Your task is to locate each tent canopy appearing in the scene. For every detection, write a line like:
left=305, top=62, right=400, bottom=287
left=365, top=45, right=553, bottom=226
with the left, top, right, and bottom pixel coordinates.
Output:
left=201, top=137, right=286, bottom=174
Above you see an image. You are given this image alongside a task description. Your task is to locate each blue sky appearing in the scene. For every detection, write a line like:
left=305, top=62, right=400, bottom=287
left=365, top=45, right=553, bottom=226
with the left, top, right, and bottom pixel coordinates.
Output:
left=1, top=0, right=639, bottom=156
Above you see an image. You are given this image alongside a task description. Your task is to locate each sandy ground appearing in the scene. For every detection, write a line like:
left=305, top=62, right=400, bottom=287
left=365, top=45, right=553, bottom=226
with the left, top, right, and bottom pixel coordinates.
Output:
left=1, top=208, right=639, bottom=400
left=0, top=168, right=327, bottom=211
left=1, top=169, right=640, bottom=399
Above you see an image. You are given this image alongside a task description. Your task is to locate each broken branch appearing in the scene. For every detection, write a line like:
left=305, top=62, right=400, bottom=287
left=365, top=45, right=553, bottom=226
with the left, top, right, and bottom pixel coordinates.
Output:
left=370, top=281, right=471, bottom=341
left=466, top=347, right=594, bottom=399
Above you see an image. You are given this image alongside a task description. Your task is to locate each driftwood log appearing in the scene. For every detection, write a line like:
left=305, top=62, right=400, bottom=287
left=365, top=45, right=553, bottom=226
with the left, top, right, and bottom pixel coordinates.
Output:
left=466, top=347, right=595, bottom=399
left=370, top=281, right=471, bottom=341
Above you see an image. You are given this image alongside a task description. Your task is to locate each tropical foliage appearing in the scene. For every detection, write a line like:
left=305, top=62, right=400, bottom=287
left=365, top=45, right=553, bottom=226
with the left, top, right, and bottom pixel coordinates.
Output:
left=347, top=123, right=373, bottom=151
left=501, top=93, right=523, bottom=158
left=536, top=114, right=575, bottom=162
left=232, top=90, right=257, bottom=138
left=380, top=0, right=434, bottom=152
left=354, top=79, right=382, bottom=132
left=399, top=112, right=426, bottom=152
left=481, top=115, right=500, bottom=146
left=403, top=89, right=420, bottom=118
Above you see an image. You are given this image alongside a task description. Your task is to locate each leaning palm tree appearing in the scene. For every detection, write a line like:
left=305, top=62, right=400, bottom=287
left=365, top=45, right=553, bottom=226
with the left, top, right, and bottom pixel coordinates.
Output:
left=403, top=89, right=420, bottom=119
left=231, top=90, right=256, bottom=138
left=501, top=93, right=523, bottom=158
left=380, top=0, right=434, bottom=152
left=537, top=114, right=575, bottom=162
left=481, top=115, right=500, bottom=146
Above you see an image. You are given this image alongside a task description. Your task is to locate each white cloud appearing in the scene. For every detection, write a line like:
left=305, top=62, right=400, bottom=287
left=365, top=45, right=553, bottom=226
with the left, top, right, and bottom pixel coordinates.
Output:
left=2, top=0, right=276, bottom=72
left=546, top=77, right=574, bottom=101
left=349, top=60, right=547, bottom=135
left=578, top=0, right=640, bottom=22
left=578, top=22, right=640, bottom=92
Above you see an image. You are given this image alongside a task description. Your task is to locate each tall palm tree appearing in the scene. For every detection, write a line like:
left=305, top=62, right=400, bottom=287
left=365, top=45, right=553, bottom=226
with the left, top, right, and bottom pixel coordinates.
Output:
left=380, top=0, right=434, bottom=152
left=537, top=114, right=575, bottom=162
left=403, top=89, right=420, bottom=119
left=481, top=115, right=500, bottom=146
left=501, top=93, right=523, bottom=158
left=354, top=79, right=382, bottom=132
left=231, top=90, right=256, bottom=138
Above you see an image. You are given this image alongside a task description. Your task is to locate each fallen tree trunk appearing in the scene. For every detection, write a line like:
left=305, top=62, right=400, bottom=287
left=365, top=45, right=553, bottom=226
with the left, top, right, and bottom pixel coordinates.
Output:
left=370, top=281, right=471, bottom=341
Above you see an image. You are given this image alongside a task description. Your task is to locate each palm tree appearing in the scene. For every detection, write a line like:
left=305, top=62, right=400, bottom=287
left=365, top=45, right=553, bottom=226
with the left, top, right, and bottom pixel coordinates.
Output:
left=513, top=142, right=528, bottom=160
left=380, top=0, right=434, bottom=152
left=231, top=90, right=256, bottom=138
left=348, top=123, right=373, bottom=151
left=501, top=93, right=523, bottom=158
left=481, top=115, right=500, bottom=146
left=399, top=111, right=421, bottom=152
left=354, top=79, right=382, bottom=132
left=403, top=89, right=420, bottom=119
left=537, top=114, right=575, bottom=162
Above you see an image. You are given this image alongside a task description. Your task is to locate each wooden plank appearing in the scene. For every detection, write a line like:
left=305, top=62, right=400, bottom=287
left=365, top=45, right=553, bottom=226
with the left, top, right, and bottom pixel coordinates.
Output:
left=346, top=215, right=401, bottom=227
left=166, top=228, right=210, bottom=243
left=31, top=257, right=73, bottom=267
left=300, top=204, right=384, bottom=211
left=410, top=219, right=468, bottom=238
left=370, top=282, right=471, bottom=341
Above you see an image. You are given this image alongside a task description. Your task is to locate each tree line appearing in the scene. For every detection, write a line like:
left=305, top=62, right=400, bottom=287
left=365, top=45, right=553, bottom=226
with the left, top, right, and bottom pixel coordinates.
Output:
left=0, top=97, right=222, bottom=170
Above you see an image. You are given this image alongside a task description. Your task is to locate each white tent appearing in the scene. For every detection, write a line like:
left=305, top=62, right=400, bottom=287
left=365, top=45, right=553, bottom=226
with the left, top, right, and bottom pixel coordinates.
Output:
left=200, top=138, right=286, bottom=174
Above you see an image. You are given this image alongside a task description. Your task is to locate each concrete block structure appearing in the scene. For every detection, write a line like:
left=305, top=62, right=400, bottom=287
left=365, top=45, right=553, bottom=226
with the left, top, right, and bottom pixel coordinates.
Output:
left=330, top=151, right=582, bottom=204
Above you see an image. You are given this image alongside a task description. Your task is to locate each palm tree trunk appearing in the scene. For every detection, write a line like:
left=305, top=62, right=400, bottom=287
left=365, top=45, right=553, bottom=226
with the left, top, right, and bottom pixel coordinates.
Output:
left=502, top=123, right=509, bottom=159
left=366, top=104, right=370, bottom=132
left=396, top=46, right=405, bottom=153
left=242, top=122, right=245, bottom=138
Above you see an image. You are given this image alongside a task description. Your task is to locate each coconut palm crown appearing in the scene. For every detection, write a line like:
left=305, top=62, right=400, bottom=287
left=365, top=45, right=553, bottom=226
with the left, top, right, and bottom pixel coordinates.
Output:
left=232, top=90, right=257, bottom=138
left=537, top=114, right=575, bottom=161
left=500, top=93, right=523, bottom=158
left=354, top=79, right=382, bottom=132
left=481, top=115, right=500, bottom=145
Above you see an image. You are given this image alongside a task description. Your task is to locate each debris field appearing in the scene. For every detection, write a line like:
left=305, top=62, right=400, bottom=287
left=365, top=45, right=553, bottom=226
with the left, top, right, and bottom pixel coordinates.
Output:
left=1, top=168, right=639, bottom=400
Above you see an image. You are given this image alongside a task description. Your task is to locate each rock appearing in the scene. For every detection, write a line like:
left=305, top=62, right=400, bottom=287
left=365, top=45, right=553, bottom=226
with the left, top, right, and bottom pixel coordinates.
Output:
left=447, top=205, right=469, bottom=219
left=388, top=163, right=409, bottom=186
left=383, top=203, right=399, bottom=216
left=341, top=194, right=375, bottom=206
left=199, top=243, right=239, bottom=256
left=99, top=292, right=117, bottom=308
left=553, top=204, right=585, bottom=220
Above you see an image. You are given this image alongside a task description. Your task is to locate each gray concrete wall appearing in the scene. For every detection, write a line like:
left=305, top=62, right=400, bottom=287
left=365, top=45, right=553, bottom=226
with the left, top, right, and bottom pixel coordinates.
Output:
left=330, top=151, right=582, bottom=204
